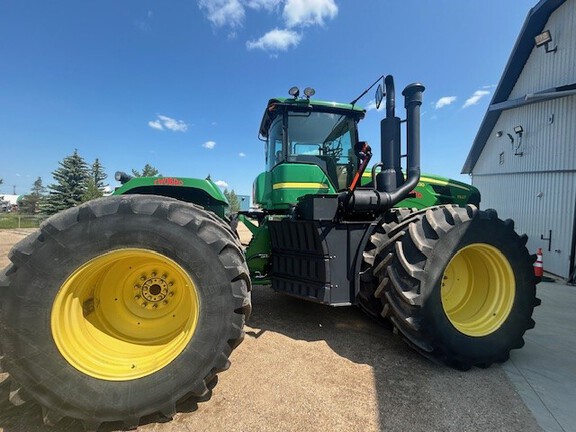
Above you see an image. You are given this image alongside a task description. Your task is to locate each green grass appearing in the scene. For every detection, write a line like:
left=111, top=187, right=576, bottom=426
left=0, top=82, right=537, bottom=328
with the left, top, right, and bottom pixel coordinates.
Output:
left=0, top=213, right=45, bottom=229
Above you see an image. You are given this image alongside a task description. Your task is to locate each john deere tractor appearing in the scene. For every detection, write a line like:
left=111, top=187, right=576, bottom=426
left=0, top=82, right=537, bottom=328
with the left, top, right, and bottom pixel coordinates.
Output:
left=0, top=75, right=539, bottom=429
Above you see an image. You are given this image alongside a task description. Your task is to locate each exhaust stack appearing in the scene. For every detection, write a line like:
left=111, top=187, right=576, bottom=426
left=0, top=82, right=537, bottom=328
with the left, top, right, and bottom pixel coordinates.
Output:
left=377, top=75, right=403, bottom=193
left=341, top=77, right=425, bottom=213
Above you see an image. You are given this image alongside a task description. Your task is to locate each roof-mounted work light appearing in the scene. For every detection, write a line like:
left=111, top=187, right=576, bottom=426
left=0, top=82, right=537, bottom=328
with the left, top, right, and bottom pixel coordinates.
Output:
left=288, top=86, right=300, bottom=98
left=304, top=87, right=315, bottom=99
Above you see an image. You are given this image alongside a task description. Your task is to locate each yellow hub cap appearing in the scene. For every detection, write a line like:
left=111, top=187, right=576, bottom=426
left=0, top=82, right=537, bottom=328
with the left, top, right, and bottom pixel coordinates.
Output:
left=51, top=249, right=199, bottom=381
left=441, top=243, right=515, bottom=337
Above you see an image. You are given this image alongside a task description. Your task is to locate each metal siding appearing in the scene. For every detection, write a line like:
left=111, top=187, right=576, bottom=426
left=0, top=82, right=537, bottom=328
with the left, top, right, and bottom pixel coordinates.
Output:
left=473, top=172, right=575, bottom=278
left=510, top=0, right=576, bottom=98
left=472, top=94, right=575, bottom=174
left=469, top=0, right=576, bottom=278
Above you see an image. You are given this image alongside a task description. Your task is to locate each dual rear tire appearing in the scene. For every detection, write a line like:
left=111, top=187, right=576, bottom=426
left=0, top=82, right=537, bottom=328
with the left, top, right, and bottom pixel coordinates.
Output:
left=360, top=205, right=539, bottom=369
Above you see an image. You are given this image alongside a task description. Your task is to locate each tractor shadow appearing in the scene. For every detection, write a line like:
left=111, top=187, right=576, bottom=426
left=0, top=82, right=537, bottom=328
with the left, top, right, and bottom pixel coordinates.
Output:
left=244, top=285, right=541, bottom=432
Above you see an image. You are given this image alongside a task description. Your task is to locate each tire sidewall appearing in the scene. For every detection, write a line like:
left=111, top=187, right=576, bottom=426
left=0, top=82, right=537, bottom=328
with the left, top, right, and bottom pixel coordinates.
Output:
left=3, top=200, right=240, bottom=419
left=418, top=216, right=535, bottom=361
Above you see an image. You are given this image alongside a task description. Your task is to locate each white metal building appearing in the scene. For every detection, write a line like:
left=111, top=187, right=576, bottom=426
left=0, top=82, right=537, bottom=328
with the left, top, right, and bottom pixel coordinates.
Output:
left=462, top=0, right=576, bottom=281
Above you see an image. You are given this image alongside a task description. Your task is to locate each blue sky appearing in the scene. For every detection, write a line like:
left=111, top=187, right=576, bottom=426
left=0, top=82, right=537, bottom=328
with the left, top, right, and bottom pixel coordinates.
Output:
left=1, top=0, right=537, bottom=197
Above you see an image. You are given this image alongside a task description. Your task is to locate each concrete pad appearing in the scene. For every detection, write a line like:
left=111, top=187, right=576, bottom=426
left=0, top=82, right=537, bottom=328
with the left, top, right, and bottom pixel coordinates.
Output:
left=503, top=281, right=576, bottom=432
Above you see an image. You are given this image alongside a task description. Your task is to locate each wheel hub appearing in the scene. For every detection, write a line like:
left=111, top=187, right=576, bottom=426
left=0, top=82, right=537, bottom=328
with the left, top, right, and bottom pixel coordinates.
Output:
left=136, top=273, right=173, bottom=308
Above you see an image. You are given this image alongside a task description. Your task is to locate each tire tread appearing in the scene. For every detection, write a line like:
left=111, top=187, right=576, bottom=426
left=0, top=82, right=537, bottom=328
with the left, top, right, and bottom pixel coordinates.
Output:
left=0, top=194, right=251, bottom=429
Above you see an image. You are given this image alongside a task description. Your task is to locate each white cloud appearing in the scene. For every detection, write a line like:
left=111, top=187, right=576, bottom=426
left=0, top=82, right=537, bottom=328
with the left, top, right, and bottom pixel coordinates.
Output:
left=203, top=140, right=216, bottom=149
left=435, top=96, right=457, bottom=109
left=197, top=0, right=336, bottom=53
left=283, top=0, right=338, bottom=27
left=158, top=115, right=188, bottom=132
left=198, top=0, right=245, bottom=28
left=246, top=0, right=282, bottom=11
left=463, top=90, right=490, bottom=108
left=148, top=119, right=164, bottom=130
left=247, top=28, right=301, bottom=51
left=148, top=115, right=188, bottom=132
left=215, top=180, right=228, bottom=188
left=239, top=152, right=246, bottom=157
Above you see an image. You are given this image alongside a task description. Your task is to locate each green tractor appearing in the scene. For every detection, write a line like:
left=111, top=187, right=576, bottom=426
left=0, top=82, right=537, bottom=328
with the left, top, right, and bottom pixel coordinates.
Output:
left=0, top=76, right=539, bottom=429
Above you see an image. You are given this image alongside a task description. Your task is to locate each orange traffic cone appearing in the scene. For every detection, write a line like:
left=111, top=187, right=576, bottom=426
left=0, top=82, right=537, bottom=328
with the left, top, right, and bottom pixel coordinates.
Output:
left=534, top=248, right=543, bottom=279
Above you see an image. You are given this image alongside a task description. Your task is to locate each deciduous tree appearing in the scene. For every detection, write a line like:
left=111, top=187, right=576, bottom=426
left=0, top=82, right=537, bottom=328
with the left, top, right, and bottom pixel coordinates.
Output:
left=20, top=177, right=46, bottom=214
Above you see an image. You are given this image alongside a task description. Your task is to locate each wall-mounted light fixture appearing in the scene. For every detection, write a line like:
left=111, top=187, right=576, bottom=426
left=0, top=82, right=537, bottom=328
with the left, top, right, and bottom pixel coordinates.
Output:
left=496, top=130, right=503, bottom=137
left=512, top=125, right=524, bottom=156
left=535, top=30, right=557, bottom=53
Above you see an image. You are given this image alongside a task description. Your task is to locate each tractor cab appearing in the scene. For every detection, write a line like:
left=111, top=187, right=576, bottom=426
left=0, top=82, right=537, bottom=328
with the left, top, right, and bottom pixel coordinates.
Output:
left=253, top=92, right=366, bottom=209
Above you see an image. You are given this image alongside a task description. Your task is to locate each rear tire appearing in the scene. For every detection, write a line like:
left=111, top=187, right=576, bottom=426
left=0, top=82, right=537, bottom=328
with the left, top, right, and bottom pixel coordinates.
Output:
left=365, top=205, right=539, bottom=369
left=0, top=195, right=251, bottom=428
left=358, top=208, right=418, bottom=322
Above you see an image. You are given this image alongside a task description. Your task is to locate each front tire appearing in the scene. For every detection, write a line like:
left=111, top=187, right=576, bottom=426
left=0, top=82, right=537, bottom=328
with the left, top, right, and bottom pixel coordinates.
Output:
left=366, top=205, right=539, bottom=369
left=0, top=195, right=251, bottom=429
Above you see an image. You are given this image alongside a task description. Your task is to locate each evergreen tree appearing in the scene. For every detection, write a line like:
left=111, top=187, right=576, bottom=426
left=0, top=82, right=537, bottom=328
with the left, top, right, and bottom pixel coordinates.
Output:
left=223, top=188, right=240, bottom=212
left=228, top=190, right=240, bottom=212
left=131, top=163, right=160, bottom=177
left=83, top=158, right=108, bottom=202
left=43, top=150, right=89, bottom=214
left=19, top=177, right=46, bottom=214
left=92, top=158, right=108, bottom=190
left=223, top=188, right=230, bottom=209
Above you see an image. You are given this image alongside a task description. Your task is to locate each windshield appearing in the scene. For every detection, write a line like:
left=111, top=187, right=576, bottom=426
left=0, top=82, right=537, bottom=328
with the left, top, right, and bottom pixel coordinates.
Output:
left=266, top=110, right=358, bottom=190
left=288, top=112, right=353, bottom=160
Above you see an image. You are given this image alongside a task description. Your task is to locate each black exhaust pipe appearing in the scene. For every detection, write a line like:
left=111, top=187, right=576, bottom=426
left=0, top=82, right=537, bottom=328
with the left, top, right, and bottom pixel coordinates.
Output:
left=377, top=75, right=403, bottom=193
left=341, top=79, right=425, bottom=214
left=386, top=82, right=425, bottom=205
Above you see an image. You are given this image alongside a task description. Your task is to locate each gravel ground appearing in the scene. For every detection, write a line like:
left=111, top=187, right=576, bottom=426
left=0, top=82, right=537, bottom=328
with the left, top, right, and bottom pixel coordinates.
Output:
left=0, top=227, right=541, bottom=432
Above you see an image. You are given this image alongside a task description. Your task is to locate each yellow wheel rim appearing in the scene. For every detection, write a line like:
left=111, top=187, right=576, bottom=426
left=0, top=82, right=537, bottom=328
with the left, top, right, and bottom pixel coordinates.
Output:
left=51, top=249, right=199, bottom=381
left=441, top=243, right=515, bottom=337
